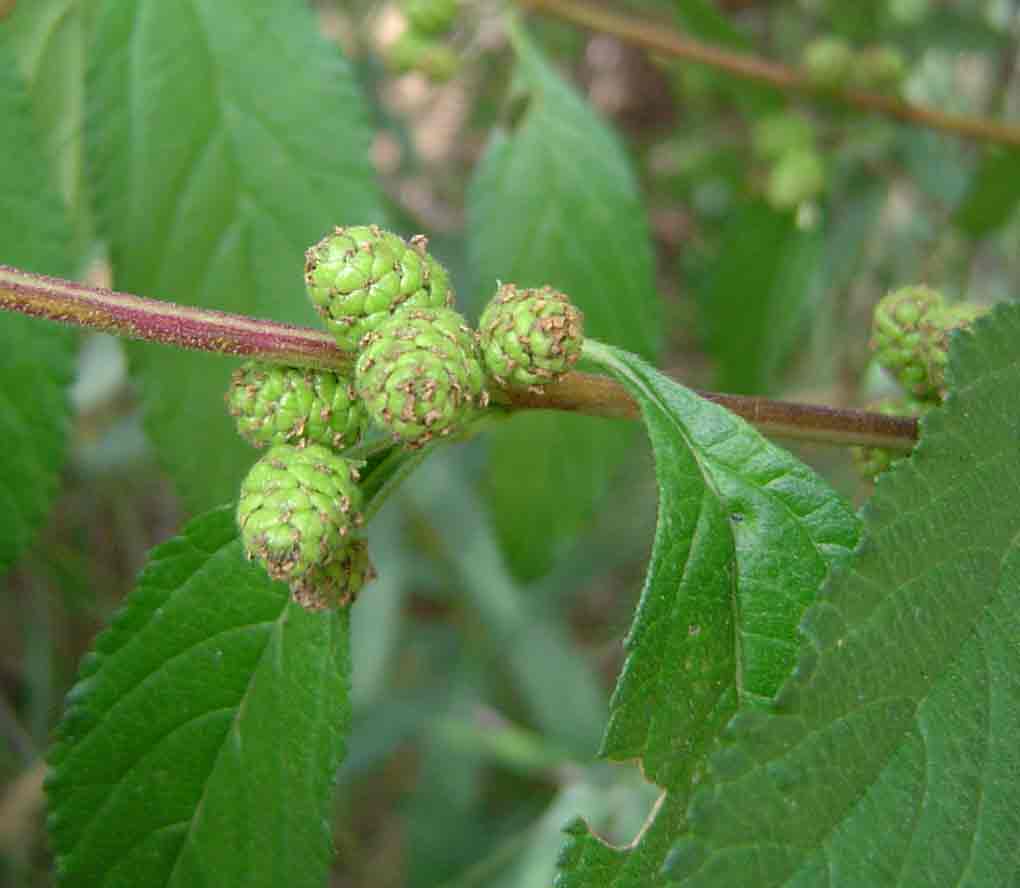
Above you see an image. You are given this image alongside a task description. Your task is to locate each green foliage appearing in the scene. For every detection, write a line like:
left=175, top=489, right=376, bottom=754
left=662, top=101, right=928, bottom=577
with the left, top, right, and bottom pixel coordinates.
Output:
left=556, top=342, right=859, bottom=886
left=953, top=147, right=1020, bottom=237
left=699, top=202, right=822, bottom=394
left=469, top=25, right=660, bottom=580
left=0, top=34, right=76, bottom=572
left=85, top=0, right=382, bottom=512
left=662, top=304, right=1020, bottom=888
left=46, top=508, right=351, bottom=887
left=5, top=0, right=97, bottom=259
left=4, top=1, right=1020, bottom=885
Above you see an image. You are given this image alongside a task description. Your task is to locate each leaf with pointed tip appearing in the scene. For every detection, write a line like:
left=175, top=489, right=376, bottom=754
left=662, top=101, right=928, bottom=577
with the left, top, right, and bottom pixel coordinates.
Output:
left=661, top=303, right=1020, bottom=885
left=46, top=507, right=351, bottom=888
left=468, top=27, right=660, bottom=580
left=0, top=33, right=76, bottom=572
left=555, top=342, right=858, bottom=887
left=86, top=0, right=382, bottom=511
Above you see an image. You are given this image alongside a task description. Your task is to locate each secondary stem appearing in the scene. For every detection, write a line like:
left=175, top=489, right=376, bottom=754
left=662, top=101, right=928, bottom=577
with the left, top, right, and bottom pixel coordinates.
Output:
left=0, top=263, right=918, bottom=451
left=519, top=0, right=1020, bottom=150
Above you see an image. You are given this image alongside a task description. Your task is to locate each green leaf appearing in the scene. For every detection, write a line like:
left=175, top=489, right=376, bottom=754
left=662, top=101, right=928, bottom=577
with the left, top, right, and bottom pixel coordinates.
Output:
left=662, top=303, right=1020, bottom=885
left=556, top=341, right=859, bottom=887
left=7, top=0, right=99, bottom=259
left=468, top=25, right=660, bottom=580
left=953, top=147, right=1020, bottom=238
left=699, top=201, right=822, bottom=394
left=0, top=33, right=76, bottom=572
left=407, top=452, right=608, bottom=758
left=86, top=0, right=382, bottom=512
left=46, top=507, right=351, bottom=887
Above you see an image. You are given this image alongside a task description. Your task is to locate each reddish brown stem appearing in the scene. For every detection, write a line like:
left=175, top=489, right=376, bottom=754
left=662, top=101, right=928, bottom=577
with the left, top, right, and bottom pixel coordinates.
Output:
left=519, top=0, right=1020, bottom=150
left=0, top=264, right=351, bottom=372
left=0, top=264, right=917, bottom=451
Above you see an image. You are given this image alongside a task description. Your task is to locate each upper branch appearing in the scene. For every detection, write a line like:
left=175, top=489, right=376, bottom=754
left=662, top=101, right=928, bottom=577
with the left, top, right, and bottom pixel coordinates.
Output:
left=520, top=0, right=1020, bottom=150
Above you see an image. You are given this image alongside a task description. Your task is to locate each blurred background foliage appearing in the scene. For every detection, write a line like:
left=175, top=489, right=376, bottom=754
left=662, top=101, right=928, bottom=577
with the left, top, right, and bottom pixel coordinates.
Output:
left=2, top=0, right=1019, bottom=884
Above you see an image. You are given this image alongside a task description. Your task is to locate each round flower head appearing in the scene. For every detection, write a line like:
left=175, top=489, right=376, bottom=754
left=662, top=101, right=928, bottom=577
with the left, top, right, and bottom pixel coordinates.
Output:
left=226, top=361, right=368, bottom=450
left=871, top=285, right=945, bottom=399
left=289, top=539, right=376, bottom=612
left=304, top=225, right=453, bottom=351
left=237, top=445, right=363, bottom=583
left=478, top=284, right=584, bottom=388
left=920, top=302, right=986, bottom=400
left=356, top=306, right=488, bottom=448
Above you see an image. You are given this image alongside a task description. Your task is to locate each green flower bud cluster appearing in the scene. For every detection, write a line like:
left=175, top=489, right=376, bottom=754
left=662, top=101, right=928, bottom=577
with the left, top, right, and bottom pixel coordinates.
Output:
left=871, top=285, right=985, bottom=401
left=478, top=284, right=584, bottom=388
left=858, top=285, right=986, bottom=483
left=357, top=306, right=489, bottom=448
left=386, top=0, right=461, bottom=83
left=802, top=38, right=907, bottom=95
left=237, top=444, right=364, bottom=585
left=230, top=223, right=585, bottom=604
left=306, top=226, right=492, bottom=448
left=752, top=112, right=826, bottom=211
left=227, top=361, right=368, bottom=450
left=304, top=225, right=453, bottom=352
left=290, top=539, right=376, bottom=611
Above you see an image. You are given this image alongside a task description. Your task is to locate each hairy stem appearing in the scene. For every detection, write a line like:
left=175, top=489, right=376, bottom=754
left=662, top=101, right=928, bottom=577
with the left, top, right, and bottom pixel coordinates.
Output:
left=519, top=0, right=1020, bottom=150
left=0, top=264, right=917, bottom=451
left=0, top=264, right=352, bottom=373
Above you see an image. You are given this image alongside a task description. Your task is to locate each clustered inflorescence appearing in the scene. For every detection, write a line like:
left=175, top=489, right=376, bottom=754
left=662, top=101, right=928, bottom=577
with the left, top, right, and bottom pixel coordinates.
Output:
left=229, top=225, right=584, bottom=610
left=385, top=0, right=462, bottom=83
left=854, top=285, right=986, bottom=481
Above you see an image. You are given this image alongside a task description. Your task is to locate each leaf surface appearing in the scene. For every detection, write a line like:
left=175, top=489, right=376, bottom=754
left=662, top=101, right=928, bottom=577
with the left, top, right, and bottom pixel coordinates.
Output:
left=699, top=201, right=822, bottom=394
left=47, top=507, right=351, bottom=888
left=953, top=147, right=1020, bottom=238
left=556, top=342, right=859, bottom=887
left=7, top=0, right=98, bottom=257
left=0, top=33, right=76, bottom=571
left=86, top=0, right=382, bottom=511
left=663, top=303, right=1020, bottom=885
left=468, top=27, right=660, bottom=579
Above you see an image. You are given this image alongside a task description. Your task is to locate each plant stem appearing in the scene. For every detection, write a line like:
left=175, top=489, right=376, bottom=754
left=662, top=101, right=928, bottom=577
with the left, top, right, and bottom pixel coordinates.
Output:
left=0, top=264, right=352, bottom=373
left=0, top=264, right=917, bottom=451
left=518, top=0, right=1020, bottom=150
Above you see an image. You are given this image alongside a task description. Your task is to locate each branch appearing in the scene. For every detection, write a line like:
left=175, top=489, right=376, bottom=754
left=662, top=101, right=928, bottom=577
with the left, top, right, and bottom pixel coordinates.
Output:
left=519, top=0, right=1020, bottom=150
left=0, top=264, right=351, bottom=372
left=0, top=264, right=917, bottom=451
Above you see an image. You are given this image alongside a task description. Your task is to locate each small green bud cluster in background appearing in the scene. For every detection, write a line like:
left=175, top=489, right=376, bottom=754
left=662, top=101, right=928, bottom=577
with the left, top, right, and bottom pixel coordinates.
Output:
left=232, top=224, right=585, bottom=605
left=802, top=37, right=907, bottom=95
left=752, top=112, right=826, bottom=211
left=855, top=285, right=987, bottom=482
left=385, top=0, right=461, bottom=83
